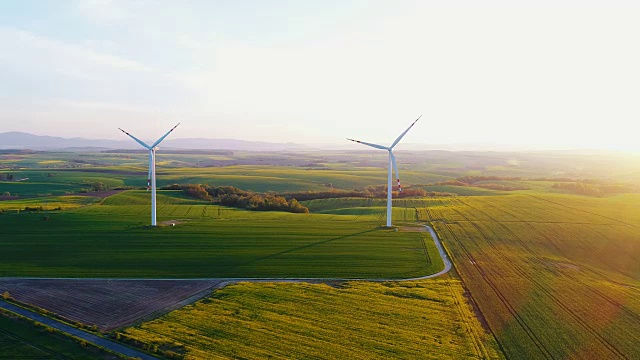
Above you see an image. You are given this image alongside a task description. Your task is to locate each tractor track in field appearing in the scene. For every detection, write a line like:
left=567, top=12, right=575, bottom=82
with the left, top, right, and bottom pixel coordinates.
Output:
left=0, top=324, right=76, bottom=360
left=464, top=198, right=640, bottom=347
left=0, top=225, right=450, bottom=284
left=452, top=198, right=629, bottom=359
left=526, top=194, right=640, bottom=229
left=443, top=208, right=555, bottom=359
left=0, top=225, right=451, bottom=360
left=0, top=300, right=158, bottom=360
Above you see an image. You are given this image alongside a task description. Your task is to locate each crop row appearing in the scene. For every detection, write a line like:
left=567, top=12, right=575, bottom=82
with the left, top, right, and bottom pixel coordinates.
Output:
left=123, top=280, right=502, bottom=359
left=433, top=193, right=640, bottom=359
left=0, top=208, right=434, bottom=278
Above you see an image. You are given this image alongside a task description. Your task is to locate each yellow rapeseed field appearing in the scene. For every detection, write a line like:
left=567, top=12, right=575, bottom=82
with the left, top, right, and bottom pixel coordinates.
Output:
left=124, top=279, right=503, bottom=359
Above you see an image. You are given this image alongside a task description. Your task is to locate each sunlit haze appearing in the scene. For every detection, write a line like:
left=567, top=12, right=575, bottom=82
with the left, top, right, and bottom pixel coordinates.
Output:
left=1, top=0, right=639, bottom=150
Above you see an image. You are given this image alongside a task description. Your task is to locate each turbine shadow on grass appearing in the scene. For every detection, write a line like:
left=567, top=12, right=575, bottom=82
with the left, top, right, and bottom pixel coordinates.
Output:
left=237, top=229, right=378, bottom=268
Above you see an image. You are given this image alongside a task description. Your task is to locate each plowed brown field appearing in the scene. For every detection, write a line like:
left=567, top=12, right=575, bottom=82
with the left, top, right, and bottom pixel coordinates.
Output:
left=0, top=279, right=221, bottom=331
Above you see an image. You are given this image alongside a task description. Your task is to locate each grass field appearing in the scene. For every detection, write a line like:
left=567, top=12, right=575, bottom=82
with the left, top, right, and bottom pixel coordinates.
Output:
left=3, top=150, right=640, bottom=359
left=0, top=195, right=99, bottom=211
left=111, top=191, right=640, bottom=359
left=0, top=309, right=118, bottom=359
left=0, top=164, right=452, bottom=196
left=428, top=194, right=640, bottom=359
left=0, top=191, right=441, bottom=279
left=123, top=279, right=502, bottom=359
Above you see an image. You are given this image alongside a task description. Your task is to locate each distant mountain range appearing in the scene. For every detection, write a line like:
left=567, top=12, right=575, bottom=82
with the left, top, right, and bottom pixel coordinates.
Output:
left=0, top=132, right=308, bottom=152
left=0, top=132, right=617, bottom=153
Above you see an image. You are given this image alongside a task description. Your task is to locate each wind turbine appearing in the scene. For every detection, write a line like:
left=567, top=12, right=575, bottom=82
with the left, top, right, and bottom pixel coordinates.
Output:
left=118, top=123, right=180, bottom=226
left=347, top=116, right=421, bottom=227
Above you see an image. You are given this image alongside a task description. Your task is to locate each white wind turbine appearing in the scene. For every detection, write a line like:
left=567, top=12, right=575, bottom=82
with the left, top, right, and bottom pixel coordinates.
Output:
left=347, top=116, right=421, bottom=227
left=119, top=123, right=180, bottom=226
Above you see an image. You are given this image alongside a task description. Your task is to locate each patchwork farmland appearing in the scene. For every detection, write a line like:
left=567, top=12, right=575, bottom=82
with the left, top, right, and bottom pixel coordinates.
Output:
left=0, top=309, right=119, bottom=359
left=1, top=150, right=640, bottom=359
left=0, top=193, right=441, bottom=279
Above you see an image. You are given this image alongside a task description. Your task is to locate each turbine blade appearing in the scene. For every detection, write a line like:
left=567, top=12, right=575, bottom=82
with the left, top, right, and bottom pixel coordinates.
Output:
left=390, top=152, right=402, bottom=192
left=147, top=151, right=152, bottom=192
left=119, top=128, right=151, bottom=149
left=390, top=115, right=421, bottom=149
left=346, top=138, right=388, bottom=150
left=151, top=123, right=180, bottom=148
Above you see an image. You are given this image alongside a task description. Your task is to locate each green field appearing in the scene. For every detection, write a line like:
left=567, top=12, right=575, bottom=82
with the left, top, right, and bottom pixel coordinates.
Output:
left=428, top=194, right=640, bottom=359
left=0, top=310, right=117, bottom=359
left=0, top=195, right=99, bottom=211
left=3, top=149, right=640, bottom=359
left=0, top=164, right=451, bottom=196
left=123, top=279, right=502, bottom=359
left=0, top=191, right=441, bottom=279
left=120, top=192, right=640, bottom=359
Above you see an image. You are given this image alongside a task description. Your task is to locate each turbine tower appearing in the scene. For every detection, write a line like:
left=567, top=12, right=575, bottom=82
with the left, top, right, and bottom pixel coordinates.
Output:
left=119, top=123, right=180, bottom=226
left=347, top=116, right=420, bottom=227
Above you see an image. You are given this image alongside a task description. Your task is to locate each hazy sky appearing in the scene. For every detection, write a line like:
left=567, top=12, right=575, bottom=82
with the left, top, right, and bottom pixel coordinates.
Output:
left=1, top=0, right=639, bottom=150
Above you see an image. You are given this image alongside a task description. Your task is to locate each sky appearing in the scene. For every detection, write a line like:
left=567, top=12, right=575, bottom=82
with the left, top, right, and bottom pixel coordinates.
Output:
left=1, top=0, right=639, bottom=150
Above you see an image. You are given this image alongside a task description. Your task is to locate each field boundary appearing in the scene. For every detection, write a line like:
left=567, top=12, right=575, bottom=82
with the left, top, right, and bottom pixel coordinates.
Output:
left=0, top=299, right=159, bottom=360
left=0, top=226, right=452, bottom=358
left=0, top=225, right=451, bottom=284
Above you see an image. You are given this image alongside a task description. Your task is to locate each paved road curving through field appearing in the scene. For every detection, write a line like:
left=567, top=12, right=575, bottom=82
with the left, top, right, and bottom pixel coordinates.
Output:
left=0, top=224, right=450, bottom=359
left=0, top=299, right=159, bottom=360
left=397, top=225, right=452, bottom=281
left=207, top=226, right=452, bottom=289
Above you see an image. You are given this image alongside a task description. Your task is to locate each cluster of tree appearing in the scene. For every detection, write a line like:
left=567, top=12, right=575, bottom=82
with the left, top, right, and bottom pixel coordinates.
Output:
left=113, top=186, right=138, bottom=190
left=552, top=181, right=636, bottom=197
left=23, top=206, right=44, bottom=212
left=0, top=173, right=15, bottom=181
left=181, top=184, right=213, bottom=201
left=457, top=176, right=521, bottom=184
left=205, top=185, right=251, bottom=198
left=220, top=193, right=308, bottom=213
left=474, top=183, right=529, bottom=191
left=435, top=179, right=468, bottom=186
left=436, top=176, right=521, bottom=186
left=363, top=185, right=430, bottom=198
left=168, top=184, right=309, bottom=213
left=78, top=182, right=109, bottom=193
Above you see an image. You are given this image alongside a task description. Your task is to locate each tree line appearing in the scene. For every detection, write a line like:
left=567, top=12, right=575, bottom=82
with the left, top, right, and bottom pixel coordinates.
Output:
left=164, top=184, right=309, bottom=213
left=552, top=181, right=636, bottom=197
left=433, top=176, right=528, bottom=191
left=278, top=185, right=455, bottom=201
left=169, top=183, right=450, bottom=211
